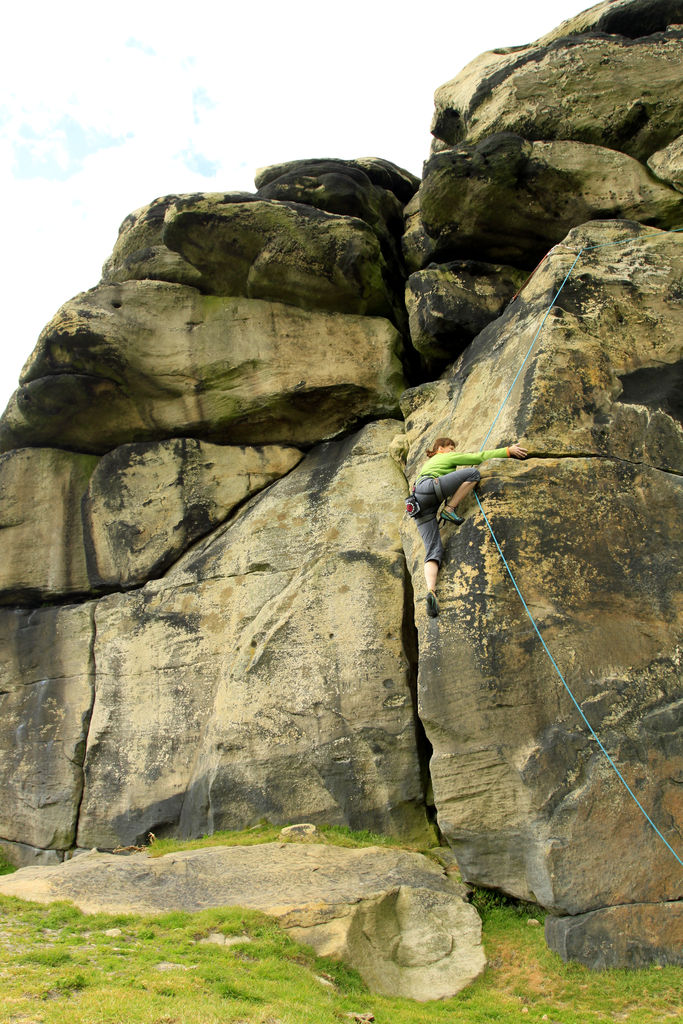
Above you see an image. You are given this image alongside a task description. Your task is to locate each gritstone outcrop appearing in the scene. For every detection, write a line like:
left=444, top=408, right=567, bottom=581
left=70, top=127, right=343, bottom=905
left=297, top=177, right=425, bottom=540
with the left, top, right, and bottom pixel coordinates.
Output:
left=0, top=0, right=681, bottom=987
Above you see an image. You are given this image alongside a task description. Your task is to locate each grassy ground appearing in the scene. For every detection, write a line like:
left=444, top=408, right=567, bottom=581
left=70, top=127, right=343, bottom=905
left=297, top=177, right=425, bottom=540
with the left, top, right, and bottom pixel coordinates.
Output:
left=0, top=828, right=680, bottom=1024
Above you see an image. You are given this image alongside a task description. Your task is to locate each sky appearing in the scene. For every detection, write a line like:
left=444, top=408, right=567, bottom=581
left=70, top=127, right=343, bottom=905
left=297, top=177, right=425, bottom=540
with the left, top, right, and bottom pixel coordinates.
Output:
left=0, top=0, right=596, bottom=417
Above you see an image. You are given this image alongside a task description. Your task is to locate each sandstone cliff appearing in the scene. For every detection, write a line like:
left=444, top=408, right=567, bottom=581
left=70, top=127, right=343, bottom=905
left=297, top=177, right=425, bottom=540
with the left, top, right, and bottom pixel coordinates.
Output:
left=0, top=0, right=681, bottom=978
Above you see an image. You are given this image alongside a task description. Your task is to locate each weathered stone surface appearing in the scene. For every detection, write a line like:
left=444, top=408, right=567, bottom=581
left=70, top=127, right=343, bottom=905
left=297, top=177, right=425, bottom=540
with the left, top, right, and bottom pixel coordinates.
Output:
left=418, top=134, right=683, bottom=267
left=254, top=158, right=406, bottom=264
left=0, top=604, right=95, bottom=855
left=545, top=901, right=683, bottom=969
left=255, top=156, right=420, bottom=205
left=539, top=0, right=683, bottom=44
left=279, top=823, right=319, bottom=839
left=0, top=282, right=404, bottom=453
left=402, top=191, right=437, bottom=275
left=83, top=439, right=303, bottom=589
left=162, top=196, right=398, bottom=321
left=406, top=261, right=525, bottom=370
left=0, top=441, right=301, bottom=602
left=76, top=422, right=431, bottom=849
left=0, top=0, right=680, bottom=978
left=101, top=193, right=252, bottom=287
left=403, top=456, right=682, bottom=914
left=0, top=448, right=98, bottom=602
left=0, top=843, right=485, bottom=1000
left=399, top=221, right=683, bottom=916
left=431, top=26, right=683, bottom=161
left=102, top=158, right=419, bottom=298
left=401, top=221, right=683, bottom=475
left=648, top=133, right=683, bottom=192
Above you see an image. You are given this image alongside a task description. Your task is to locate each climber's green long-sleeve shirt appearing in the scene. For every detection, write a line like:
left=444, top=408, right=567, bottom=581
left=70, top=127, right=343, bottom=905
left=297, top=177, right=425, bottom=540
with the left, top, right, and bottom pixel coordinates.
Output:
left=416, top=447, right=510, bottom=479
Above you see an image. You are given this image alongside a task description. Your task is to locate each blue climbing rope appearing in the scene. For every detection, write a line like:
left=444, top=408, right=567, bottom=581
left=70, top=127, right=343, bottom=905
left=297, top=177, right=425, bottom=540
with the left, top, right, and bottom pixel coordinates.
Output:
left=476, top=227, right=683, bottom=867
left=475, top=493, right=683, bottom=867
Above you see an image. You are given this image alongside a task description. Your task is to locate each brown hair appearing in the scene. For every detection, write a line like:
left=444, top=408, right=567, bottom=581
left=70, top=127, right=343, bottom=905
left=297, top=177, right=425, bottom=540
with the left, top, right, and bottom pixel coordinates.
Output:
left=426, top=437, right=456, bottom=458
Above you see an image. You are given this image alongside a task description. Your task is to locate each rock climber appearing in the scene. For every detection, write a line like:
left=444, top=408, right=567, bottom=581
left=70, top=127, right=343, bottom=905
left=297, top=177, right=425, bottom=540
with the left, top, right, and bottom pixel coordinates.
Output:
left=412, top=437, right=527, bottom=617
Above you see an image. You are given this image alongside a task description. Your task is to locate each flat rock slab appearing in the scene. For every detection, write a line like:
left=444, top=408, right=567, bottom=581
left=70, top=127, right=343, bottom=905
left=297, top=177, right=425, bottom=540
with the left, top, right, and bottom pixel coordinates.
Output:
left=0, top=842, right=485, bottom=1001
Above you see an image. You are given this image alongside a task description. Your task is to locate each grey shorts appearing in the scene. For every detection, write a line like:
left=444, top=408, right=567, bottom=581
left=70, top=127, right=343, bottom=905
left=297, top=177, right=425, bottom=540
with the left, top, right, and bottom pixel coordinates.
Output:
left=414, top=467, right=481, bottom=565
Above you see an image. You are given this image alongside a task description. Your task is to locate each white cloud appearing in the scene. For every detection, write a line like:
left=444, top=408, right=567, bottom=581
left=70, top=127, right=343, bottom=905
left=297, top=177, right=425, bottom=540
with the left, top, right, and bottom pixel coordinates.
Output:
left=1, top=0, right=594, bottom=415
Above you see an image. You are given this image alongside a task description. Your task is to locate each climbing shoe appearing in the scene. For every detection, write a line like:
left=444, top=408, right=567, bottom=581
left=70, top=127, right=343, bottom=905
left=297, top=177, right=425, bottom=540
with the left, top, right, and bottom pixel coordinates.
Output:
left=440, top=506, right=464, bottom=526
left=426, top=590, right=439, bottom=618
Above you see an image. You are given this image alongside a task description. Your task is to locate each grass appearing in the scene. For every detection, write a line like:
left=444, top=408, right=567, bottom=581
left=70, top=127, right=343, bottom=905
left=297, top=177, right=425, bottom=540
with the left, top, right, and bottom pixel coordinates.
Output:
left=144, top=822, right=407, bottom=858
left=0, top=832, right=680, bottom=1024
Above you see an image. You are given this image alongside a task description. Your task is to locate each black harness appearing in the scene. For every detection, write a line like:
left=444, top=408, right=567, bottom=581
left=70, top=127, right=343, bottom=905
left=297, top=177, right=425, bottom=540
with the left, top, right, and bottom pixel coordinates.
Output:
left=405, top=476, right=445, bottom=524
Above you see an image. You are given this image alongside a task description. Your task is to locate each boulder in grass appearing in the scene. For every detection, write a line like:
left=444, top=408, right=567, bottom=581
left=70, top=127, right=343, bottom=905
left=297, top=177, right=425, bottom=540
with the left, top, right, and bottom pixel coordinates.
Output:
left=0, top=843, right=486, bottom=1001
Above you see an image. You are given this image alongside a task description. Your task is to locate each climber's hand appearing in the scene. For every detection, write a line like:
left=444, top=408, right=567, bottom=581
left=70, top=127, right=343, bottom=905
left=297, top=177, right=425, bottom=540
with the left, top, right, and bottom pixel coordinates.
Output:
left=508, top=443, right=527, bottom=459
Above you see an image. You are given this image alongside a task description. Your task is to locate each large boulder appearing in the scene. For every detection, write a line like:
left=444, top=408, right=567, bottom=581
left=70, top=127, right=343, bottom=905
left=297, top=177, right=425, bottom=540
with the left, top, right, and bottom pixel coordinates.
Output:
left=431, top=22, right=683, bottom=162
left=0, top=282, right=405, bottom=453
left=0, top=843, right=485, bottom=1000
left=418, top=134, right=683, bottom=267
left=399, top=222, right=682, bottom=923
left=401, top=221, right=683, bottom=472
left=101, top=193, right=251, bottom=287
left=75, top=422, right=432, bottom=850
left=255, top=156, right=420, bottom=205
left=162, top=196, right=399, bottom=321
left=254, top=158, right=409, bottom=268
left=0, top=441, right=301, bottom=602
left=102, top=157, right=419, bottom=299
left=402, top=456, right=682, bottom=915
left=0, top=603, right=96, bottom=858
left=402, top=191, right=437, bottom=274
left=406, top=261, right=525, bottom=371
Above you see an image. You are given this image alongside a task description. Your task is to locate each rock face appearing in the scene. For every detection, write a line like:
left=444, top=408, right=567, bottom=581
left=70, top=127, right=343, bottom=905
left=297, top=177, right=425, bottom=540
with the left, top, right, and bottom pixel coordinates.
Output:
left=538, top=0, right=683, bottom=42
left=162, top=197, right=398, bottom=319
left=648, top=133, right=683, bottom=192
left=83, top=440, right=303, bottom=590
left=400, top=220, right=683, bottom=921
left=0, top=0, right=681, bottom=979
left=0, top=449, right=99, bottom=602
left=0, top=603, right=95, bottom=854
left=74, top=421, right=431, bottom=850
left=101, top=193, right=208, bottom=288
left=0, top=843, right=485, bottom=1001
left=253, top=157, right=413, bottom=269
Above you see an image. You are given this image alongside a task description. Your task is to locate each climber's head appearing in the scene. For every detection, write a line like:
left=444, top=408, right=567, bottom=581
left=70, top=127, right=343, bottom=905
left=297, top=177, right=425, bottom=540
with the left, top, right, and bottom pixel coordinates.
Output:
left=426, top=437, right=456, bottom=458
